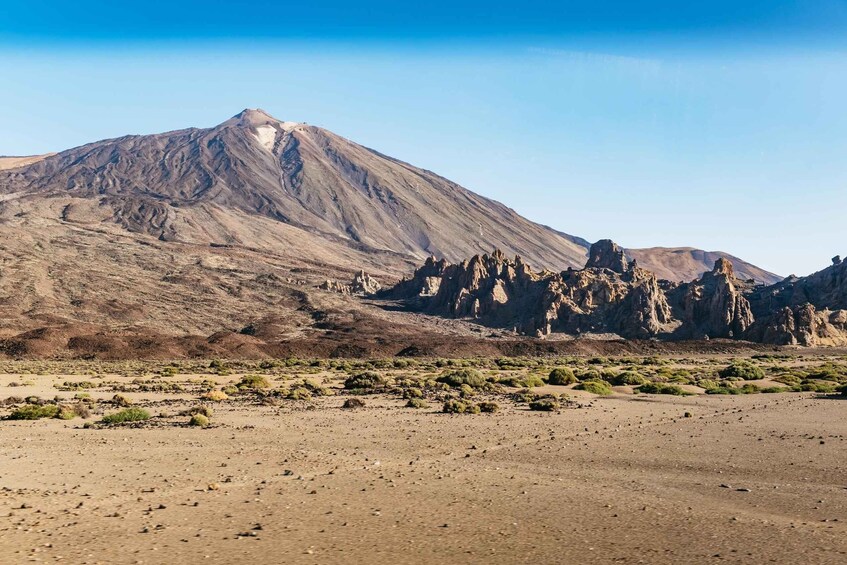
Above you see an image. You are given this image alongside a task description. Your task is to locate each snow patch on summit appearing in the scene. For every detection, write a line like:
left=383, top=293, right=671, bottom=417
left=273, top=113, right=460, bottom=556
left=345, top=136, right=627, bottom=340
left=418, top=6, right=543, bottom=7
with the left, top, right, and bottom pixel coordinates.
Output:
left=254, top=125, right=277, bottom=152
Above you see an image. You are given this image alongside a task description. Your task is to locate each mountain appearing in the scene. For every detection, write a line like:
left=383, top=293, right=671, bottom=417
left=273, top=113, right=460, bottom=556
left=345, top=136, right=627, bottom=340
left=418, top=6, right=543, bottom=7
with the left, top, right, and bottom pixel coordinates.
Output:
left=0, top=109, right=778, bottom=282
left=0, top=109, right=784, bottom=357
left=625, top=247, right=778, bottom=285
left=0, top=109, right=591, bottom=271
left=381, top=241, right=847, bottom=346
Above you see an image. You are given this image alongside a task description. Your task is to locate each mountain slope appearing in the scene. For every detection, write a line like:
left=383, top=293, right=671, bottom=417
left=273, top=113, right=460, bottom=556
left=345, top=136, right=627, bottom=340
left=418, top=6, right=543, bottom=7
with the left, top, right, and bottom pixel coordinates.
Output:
left=0, top=109, right=779, bottom=284
left=626, top=247, right=779, bottom=284
left=0, top=109, right=589, bottom=271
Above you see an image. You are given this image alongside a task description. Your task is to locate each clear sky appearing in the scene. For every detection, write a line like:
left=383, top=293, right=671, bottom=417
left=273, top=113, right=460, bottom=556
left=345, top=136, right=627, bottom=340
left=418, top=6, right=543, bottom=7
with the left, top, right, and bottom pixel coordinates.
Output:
left=2, top=1, right=846, bottom=276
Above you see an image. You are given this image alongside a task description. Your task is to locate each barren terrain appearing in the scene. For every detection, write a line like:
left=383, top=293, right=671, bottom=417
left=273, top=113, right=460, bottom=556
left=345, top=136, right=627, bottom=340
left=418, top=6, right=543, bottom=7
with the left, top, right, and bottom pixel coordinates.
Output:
left=0, top=353, right=844, bottom=564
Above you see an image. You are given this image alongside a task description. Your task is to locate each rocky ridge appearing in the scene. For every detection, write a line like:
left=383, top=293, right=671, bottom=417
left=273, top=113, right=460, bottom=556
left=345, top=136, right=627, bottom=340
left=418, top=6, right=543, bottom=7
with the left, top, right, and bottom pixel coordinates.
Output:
left=381, top=240, right=847, bottom=345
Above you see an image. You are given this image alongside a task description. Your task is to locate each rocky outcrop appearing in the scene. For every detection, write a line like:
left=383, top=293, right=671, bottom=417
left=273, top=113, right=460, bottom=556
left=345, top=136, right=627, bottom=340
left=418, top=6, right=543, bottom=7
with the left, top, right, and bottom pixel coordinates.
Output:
left=585, top=239, right=629, bottom=273
left=748, top=304, right=847, bottom=346
left=381, top=241, right=847, bottom=346
left=670, top=258, right=754, bottom=339
left=381, top=243, right=678, bottom=339
left=320, top=270, right=381, bottom=296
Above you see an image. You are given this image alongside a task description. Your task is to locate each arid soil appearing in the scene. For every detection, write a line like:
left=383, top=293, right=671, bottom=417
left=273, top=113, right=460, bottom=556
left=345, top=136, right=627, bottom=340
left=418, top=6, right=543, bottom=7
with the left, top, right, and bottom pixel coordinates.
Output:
left=0, top=355, right=845, bottom=564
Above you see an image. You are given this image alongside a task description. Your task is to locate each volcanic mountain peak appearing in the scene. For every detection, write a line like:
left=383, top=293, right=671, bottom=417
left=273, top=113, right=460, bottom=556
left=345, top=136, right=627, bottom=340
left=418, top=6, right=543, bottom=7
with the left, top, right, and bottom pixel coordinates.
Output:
left=227, top=108, right=301, bottom=133
left=0, top=109, right=780, bottom=287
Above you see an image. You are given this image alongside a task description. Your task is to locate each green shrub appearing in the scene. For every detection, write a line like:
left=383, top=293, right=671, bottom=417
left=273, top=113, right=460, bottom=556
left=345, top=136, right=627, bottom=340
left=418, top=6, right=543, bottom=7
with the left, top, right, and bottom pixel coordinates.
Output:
left=402, top=387, right=424, bottom=399
left=437, top=369, right=486, bottom=389
left=344, top=372, right=386, bottom=390
left=299, top=379, right=332, bottom=396
left=761, top=386, right=789, bottom=393
left=547, top=368, right=577, bottom=386
left=610, top=371, right=647, bottom=386
left=706, top=383, right=760, bottom=395
left=719, top=362, right=765, bottom=381
left=101, top=408, right=151, bottom=425
left=406, top=398, right=429, bottom=409
left=459, top=383, right=476, bottom=397
left=796, top=381, right=838, bottom=393
left=573, top=380, right=613, bottom=395
left=442, top=399, right=480, bottom=414
left=284, top=387, right=312, bottom=400
left=528, top=398, right=559, bottom=411
left=209, top=359, right=230, bottom=375
left=478, top=401, right=500, bottom=413
left=576, top=369, right=602, bottom=382
left=238, top=375, right=271, bottom=390
left=499, top=374, right=545, bottom=388
left=697, top=379, right=721, bottom=390
left=8, top=403, right=61, bottom=420
left=510, top=389, right=534, bottom=403
left=773, top=373, right=803, bottom=387
left=188, top=414, right=210, bottom=427
left=636, top=383, right=692, bottom=396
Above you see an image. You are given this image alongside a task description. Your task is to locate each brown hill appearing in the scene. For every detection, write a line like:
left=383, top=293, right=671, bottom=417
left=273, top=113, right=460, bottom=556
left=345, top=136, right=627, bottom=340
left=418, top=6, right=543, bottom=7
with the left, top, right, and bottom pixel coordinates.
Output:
left=626, top=247, right=779, bottom=284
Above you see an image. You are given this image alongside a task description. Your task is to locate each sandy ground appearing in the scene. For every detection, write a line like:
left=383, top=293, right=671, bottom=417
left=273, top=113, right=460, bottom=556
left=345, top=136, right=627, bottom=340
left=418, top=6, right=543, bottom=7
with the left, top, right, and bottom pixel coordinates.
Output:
left=0, top=377, right=845, bottom=564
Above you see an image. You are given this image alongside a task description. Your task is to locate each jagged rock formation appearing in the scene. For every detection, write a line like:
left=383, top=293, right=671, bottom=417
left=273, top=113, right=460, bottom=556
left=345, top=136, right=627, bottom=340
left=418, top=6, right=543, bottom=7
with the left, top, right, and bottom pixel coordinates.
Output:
left=585, top=239, right=629, bottom=273
left=320, top=270, right=382, bottom=296
left=744, top=255, right=847, bottom=345
left=382, top=240, right=680, bottom=339
left=382, top=240, right=847, bottom=345
left=668, top=258, right=754, bottom=339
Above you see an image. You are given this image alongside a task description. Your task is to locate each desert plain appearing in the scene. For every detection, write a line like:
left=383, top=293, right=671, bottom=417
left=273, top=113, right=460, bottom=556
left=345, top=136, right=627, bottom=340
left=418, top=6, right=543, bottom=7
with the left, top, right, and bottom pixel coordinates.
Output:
left=0, top=352, right=844, bottom=564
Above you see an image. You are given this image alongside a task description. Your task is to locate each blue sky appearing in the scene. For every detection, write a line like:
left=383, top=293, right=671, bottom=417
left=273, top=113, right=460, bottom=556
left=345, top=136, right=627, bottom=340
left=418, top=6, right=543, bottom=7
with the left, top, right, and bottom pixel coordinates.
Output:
left=2, top=1, right=847, bottom=276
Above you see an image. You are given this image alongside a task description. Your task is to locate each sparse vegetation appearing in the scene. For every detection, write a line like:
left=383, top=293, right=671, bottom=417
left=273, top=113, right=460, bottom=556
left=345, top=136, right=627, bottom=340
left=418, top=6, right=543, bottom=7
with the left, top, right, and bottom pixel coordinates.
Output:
left=477, top=401, right=500, bottom=413
left=344, top=372, right=386, bottom=390
left=573, top=380, right=613, bottom=395
left=547, top=367, right=577, bottom=386
left=719, top=361, right=765, bottom=381
left=188, top=414, right=210, bottom=427
left=101, top=407, right=151, bottom=425
left=8, top=403, right=61, bottom=420
left=237, top=374, right=271, bottom=390
left=528, top=397, right=559, bottom=411
left=406, top=398, right=429, bottom=409
left=442, top=399, right=481, bottom=414
left=636, top=383, right=693, bottom=396
left=437, top=369, right=487, bottom=389
left=610, top=371, right=648, bottom=386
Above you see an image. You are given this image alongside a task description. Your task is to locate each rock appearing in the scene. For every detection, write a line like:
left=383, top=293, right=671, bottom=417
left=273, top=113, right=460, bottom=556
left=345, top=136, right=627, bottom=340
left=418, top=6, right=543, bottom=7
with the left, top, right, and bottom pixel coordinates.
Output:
left=586, top=239, right=629, bottom=273
left=378, top=243, right=847, bottom=346
left=671, top=258, right=754, bottom=339
left=320, top=270, right=381, bottom=296
left=342, top=398, right=366, bottom=409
